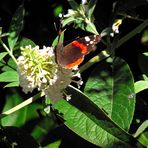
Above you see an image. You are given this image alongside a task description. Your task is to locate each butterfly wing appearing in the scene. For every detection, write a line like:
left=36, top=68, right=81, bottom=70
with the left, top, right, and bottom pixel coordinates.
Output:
left=56, top=35, right=101, bottom=69
left=56, top=41, right=84, bottom=69
left=75, top=35, right=101, bottom=54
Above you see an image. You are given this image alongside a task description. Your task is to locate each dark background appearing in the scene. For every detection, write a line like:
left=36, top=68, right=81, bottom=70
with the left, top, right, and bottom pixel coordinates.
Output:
left=0, top=0, right=147, bottom=147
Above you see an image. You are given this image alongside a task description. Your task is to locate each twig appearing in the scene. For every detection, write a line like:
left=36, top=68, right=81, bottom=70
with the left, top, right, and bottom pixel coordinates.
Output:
left=0, top=92, right=44, bottom=119
left=80, top=19, right=148, bottom=73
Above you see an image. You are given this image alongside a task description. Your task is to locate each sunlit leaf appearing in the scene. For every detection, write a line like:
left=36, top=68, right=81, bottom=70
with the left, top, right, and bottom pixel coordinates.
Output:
left=134, top=120, right=148, bottom=138
left=0, top=55, right=6, bottom=67
left=4, top=81, right=19, bottom=88
left=54, top=5, right=63, bottom=17
left=85, top=22, right=98, bottom=34
left=8, top=4, right=25, bottom=50
left=84, top=57, right=135, bottom=131
left=138, top=131, right=148, bottom=147
left=2, top=58, right=17, bottom=71
left=1, top=88, right=43, bottom=127
left=43, top=140, right=61, bottom=148
left=52, top=36, right=59, bottom=47
left=54, top=86, right=140, bottom=147
left=0, top=71, right=19, bottom=82
left=62, top=17, right=76, bottom=27
left=143, top=74, right=148, bottom=81
left=134, top=80, right=148, bottom=93
left=141, top=30, right=148, bottom=45
left=52, top=31, right=65, bottom=47
left=0, top=52, right=7, bottom=61
left=143, top=52, right=148, bottom=56
left=1, top=89, right=25, bottom=126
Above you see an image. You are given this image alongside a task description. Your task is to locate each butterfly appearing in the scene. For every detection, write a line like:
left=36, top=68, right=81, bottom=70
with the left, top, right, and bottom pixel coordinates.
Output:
left=55, top=35, right=101, bottom=69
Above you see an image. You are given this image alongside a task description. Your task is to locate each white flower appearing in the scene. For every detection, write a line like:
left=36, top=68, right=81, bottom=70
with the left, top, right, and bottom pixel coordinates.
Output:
left=66, top=94, right=72, bottom=101
left=17, top=45, right=82, bottom=102
left=82, top=0, right=87, bottom=5
left=63, top=9, right=76, bottom=18
left=77, top=79, right=83, bottom=88
left=110, top=19, right=122, bottom=37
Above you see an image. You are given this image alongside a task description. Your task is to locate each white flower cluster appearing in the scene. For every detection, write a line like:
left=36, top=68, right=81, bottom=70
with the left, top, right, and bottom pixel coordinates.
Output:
left=17, top=45, right=82, bottom=102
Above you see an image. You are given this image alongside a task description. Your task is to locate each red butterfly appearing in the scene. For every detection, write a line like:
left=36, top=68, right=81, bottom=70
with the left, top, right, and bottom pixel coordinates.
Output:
left=55, top=35, right=101, bottom=69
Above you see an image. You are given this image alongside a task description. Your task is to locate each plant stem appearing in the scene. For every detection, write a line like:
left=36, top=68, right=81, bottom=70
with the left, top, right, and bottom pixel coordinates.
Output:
left=0, top=39, right=18, bottom=65
left=0, top=92, right=45, bottom=119
left=80, top=19, right=148, bottom=72
left=80, top=50, right=110, bottom=73
left=117, top=19, right=148, bottom=48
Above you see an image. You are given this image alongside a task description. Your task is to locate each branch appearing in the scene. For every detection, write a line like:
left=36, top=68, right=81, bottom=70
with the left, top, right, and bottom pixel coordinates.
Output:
left=0, top=92, right=44, bottom=119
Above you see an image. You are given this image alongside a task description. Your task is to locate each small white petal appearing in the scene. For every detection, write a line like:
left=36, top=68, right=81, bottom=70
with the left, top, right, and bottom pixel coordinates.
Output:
left=44, top=106, right=51, bottom=114
left=82, top=0, right=87, bottom=4
left=42, top=77, right=47, bottom=83
left=66, top=94, right=72, bottom=101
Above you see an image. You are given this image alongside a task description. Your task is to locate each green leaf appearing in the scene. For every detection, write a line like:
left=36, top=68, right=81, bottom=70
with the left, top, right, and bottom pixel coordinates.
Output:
left=54, top=5, right=63, bottom=17
left=52, top=36, right=59, bottom=47
left=85, top=22, right=98, bottom=34
left=52, top=31, right=65, bottom=47
left=141, top=30, right=148, bottom=45
left=0, top=28, right=9, bottom=39
left=2, top=58, right=17, bottom=71
left=0, top=52, right=8, bottom=61
left=43, top=140, right=61, bottom=148
left=4, top=81, right=19, bottom=87
left=1, top=88, right=25, bottom=126
left=134, top=80, right=148, bottom=93
left=62, top=17, right=76, bottom=27
left=1, top=88, right=43, bottom=127
left=143, top=52, right=148, bottom=56
left=88, top=0, right=97, bottom=19
left=31, top=114, right=57, bottom=142
left=143, top=74, right=148, bottom=81
left=16, top=37, right=36, bottom=48
left=0, top=33, right=9, bottom=38
left=0, top=71, right=19, bottom=82
left=0, top=27, right=9, bottom=38
left=134, top=120, right=148, bottom=138
left=67, top=0, right=79, bottom=10
left=59, top=31, right=65, bottom=43
left=84, top=57, right=135, bottom=131
left=138, top=131, right=148, bottom=147
left=0, top=61, right=5, bottom=67
left=54, top=86, right=141, bottom=147
left=8, top=4, right=25, bottom=50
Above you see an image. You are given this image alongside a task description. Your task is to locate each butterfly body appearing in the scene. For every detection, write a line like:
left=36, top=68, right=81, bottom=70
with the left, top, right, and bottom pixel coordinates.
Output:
left=56, top=35, right=101, bottom=69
